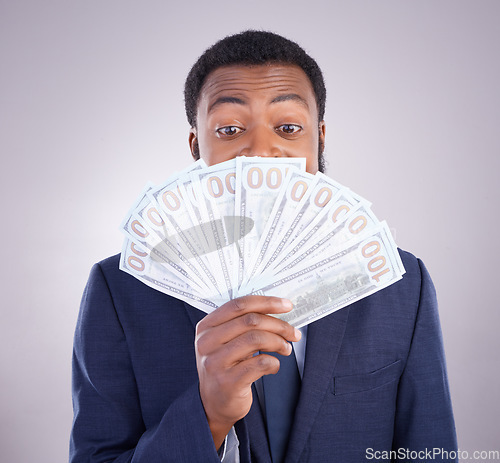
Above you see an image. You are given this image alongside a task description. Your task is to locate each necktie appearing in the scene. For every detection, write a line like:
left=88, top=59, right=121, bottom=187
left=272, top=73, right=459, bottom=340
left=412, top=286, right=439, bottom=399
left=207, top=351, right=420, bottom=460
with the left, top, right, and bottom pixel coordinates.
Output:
left=262, top=345, right=301, bottom=463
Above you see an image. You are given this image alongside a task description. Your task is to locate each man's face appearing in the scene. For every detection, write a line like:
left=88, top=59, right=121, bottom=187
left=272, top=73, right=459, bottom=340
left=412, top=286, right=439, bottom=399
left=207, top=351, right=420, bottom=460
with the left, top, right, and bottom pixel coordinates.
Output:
left=189, top=64, right=326, bottom=174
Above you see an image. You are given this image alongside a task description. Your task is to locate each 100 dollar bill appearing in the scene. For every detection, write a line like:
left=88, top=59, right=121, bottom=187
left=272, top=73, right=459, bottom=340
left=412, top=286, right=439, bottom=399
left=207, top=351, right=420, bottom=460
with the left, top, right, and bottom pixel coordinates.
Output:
left=120, top=238, right=222, bottom=312
left=249, top=222, right=405, bottom=328
left=234, top=157, right=306, bottom=291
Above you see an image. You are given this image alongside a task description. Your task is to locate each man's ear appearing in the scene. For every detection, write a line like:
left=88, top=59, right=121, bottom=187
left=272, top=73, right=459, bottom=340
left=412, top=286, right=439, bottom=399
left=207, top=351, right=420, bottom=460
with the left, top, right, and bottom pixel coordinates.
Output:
left=188, top=128, right=199, bottom=160
left=319, top=121, right=326, bottom=151
left=319, top=121, right=326, bottom=154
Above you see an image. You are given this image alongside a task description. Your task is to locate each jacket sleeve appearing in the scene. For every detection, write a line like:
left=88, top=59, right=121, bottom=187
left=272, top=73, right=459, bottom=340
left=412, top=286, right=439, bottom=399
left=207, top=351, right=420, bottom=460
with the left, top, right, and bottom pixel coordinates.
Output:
left=70, top=263, right=221, bottom=463
left=392, top=258, right=458, bottom=461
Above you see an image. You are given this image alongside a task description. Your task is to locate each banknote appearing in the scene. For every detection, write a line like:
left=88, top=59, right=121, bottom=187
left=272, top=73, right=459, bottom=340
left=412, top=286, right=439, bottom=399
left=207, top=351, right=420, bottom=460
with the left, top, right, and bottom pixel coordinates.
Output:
left=176, top=165, right=211, bottom=252
left=148, top=168, right=224, bottom=298
left=248, top=172, right=347, bottom=280
left=234, top=156, right=306, bottom=291
left=249, top=222, right=405, bottom=328
left=190, top=159, right=238, bottom=299
left=243, top=190, right=368, bottom=292
left=241, top=169, right=319, bottom=288
left=269, top=200, right=380, bottom=278
left=120, top=237, right=222, bottom=312
left=148, top=159, right=208, bottom=257
left=119, top=185, right=208, bottom=292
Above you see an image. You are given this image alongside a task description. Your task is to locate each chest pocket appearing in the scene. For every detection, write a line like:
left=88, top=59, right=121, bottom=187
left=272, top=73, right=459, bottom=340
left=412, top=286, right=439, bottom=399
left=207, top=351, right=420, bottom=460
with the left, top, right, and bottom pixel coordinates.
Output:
left=332, top=359, right=402, bottom=395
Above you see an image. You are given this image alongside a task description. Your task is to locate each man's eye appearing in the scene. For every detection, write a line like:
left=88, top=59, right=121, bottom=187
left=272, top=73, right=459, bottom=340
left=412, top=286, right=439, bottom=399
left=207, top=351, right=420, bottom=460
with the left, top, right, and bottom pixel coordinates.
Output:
left=216, top=126, right=243, bottom=137
left=277, top=124, right=302, bottom=134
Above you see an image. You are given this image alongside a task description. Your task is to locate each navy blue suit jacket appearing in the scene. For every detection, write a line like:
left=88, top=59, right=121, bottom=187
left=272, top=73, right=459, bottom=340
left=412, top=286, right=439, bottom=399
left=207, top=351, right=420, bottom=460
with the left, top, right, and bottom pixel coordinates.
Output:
left=70, top=250, right=457, bottom=462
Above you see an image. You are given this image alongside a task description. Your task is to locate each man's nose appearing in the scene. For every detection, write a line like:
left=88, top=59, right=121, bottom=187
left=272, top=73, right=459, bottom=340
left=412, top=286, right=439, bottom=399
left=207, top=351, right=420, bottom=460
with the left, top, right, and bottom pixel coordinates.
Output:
left=239, top=126, right=284, bottom=158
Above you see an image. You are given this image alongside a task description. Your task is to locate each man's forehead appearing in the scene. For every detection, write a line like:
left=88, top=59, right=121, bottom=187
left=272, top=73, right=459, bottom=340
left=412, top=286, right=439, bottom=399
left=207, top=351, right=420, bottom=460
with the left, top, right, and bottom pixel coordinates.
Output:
left=198, top=64, right=316, bottom=104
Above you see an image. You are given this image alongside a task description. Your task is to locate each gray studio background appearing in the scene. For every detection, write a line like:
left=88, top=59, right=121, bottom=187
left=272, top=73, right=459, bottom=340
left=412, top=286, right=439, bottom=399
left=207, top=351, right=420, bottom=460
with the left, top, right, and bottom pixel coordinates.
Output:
left=1, top=1, right=499, bottom=461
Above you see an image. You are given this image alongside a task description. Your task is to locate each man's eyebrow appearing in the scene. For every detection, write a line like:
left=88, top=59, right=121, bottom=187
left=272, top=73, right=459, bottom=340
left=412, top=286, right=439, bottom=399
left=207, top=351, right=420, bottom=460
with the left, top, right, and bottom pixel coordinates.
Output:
left=270, top=93, right=309, bottom=108
left=208, top=96, right=246, bottom=113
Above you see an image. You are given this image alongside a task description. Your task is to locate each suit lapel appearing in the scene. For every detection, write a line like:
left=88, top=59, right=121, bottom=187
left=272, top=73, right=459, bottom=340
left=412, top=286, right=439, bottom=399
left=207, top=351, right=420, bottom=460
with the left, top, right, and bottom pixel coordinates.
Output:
left=286, top=307, right=350, bottom=462
left=240, top=385, right=272, bottom=462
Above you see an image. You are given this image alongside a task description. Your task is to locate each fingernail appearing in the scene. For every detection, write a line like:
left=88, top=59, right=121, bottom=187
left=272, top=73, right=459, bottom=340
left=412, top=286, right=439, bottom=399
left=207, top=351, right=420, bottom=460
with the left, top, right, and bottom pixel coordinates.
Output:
left=282, top=299, right=293, bottom=310
left=294, top=328, right=302, bottom=340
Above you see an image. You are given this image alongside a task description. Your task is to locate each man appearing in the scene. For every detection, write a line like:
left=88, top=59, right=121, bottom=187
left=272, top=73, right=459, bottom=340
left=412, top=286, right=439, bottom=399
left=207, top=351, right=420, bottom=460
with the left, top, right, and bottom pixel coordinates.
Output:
left=70, top=31, right=457, bottom=462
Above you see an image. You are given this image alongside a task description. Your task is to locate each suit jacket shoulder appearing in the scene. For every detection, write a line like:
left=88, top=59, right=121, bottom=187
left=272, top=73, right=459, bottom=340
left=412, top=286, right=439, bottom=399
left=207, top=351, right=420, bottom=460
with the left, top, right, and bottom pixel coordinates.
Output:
left=71, top=254, right=221, bottom=462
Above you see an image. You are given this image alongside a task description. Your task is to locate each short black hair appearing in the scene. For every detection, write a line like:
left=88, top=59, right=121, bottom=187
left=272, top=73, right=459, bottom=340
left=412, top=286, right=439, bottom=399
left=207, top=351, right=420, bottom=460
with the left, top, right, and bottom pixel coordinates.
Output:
left=184, top=30, right=326, bottom=128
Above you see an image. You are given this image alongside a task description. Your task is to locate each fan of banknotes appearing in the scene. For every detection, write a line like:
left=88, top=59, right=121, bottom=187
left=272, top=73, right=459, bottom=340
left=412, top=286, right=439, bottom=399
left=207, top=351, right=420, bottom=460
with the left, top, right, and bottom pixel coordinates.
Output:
left=119, top=157, right=405, bottom=328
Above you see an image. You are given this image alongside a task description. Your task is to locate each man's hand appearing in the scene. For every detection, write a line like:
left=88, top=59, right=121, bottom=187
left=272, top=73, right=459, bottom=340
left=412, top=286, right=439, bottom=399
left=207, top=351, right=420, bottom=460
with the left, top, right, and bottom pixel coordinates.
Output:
left=195, top=295, right=301, bottom=450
